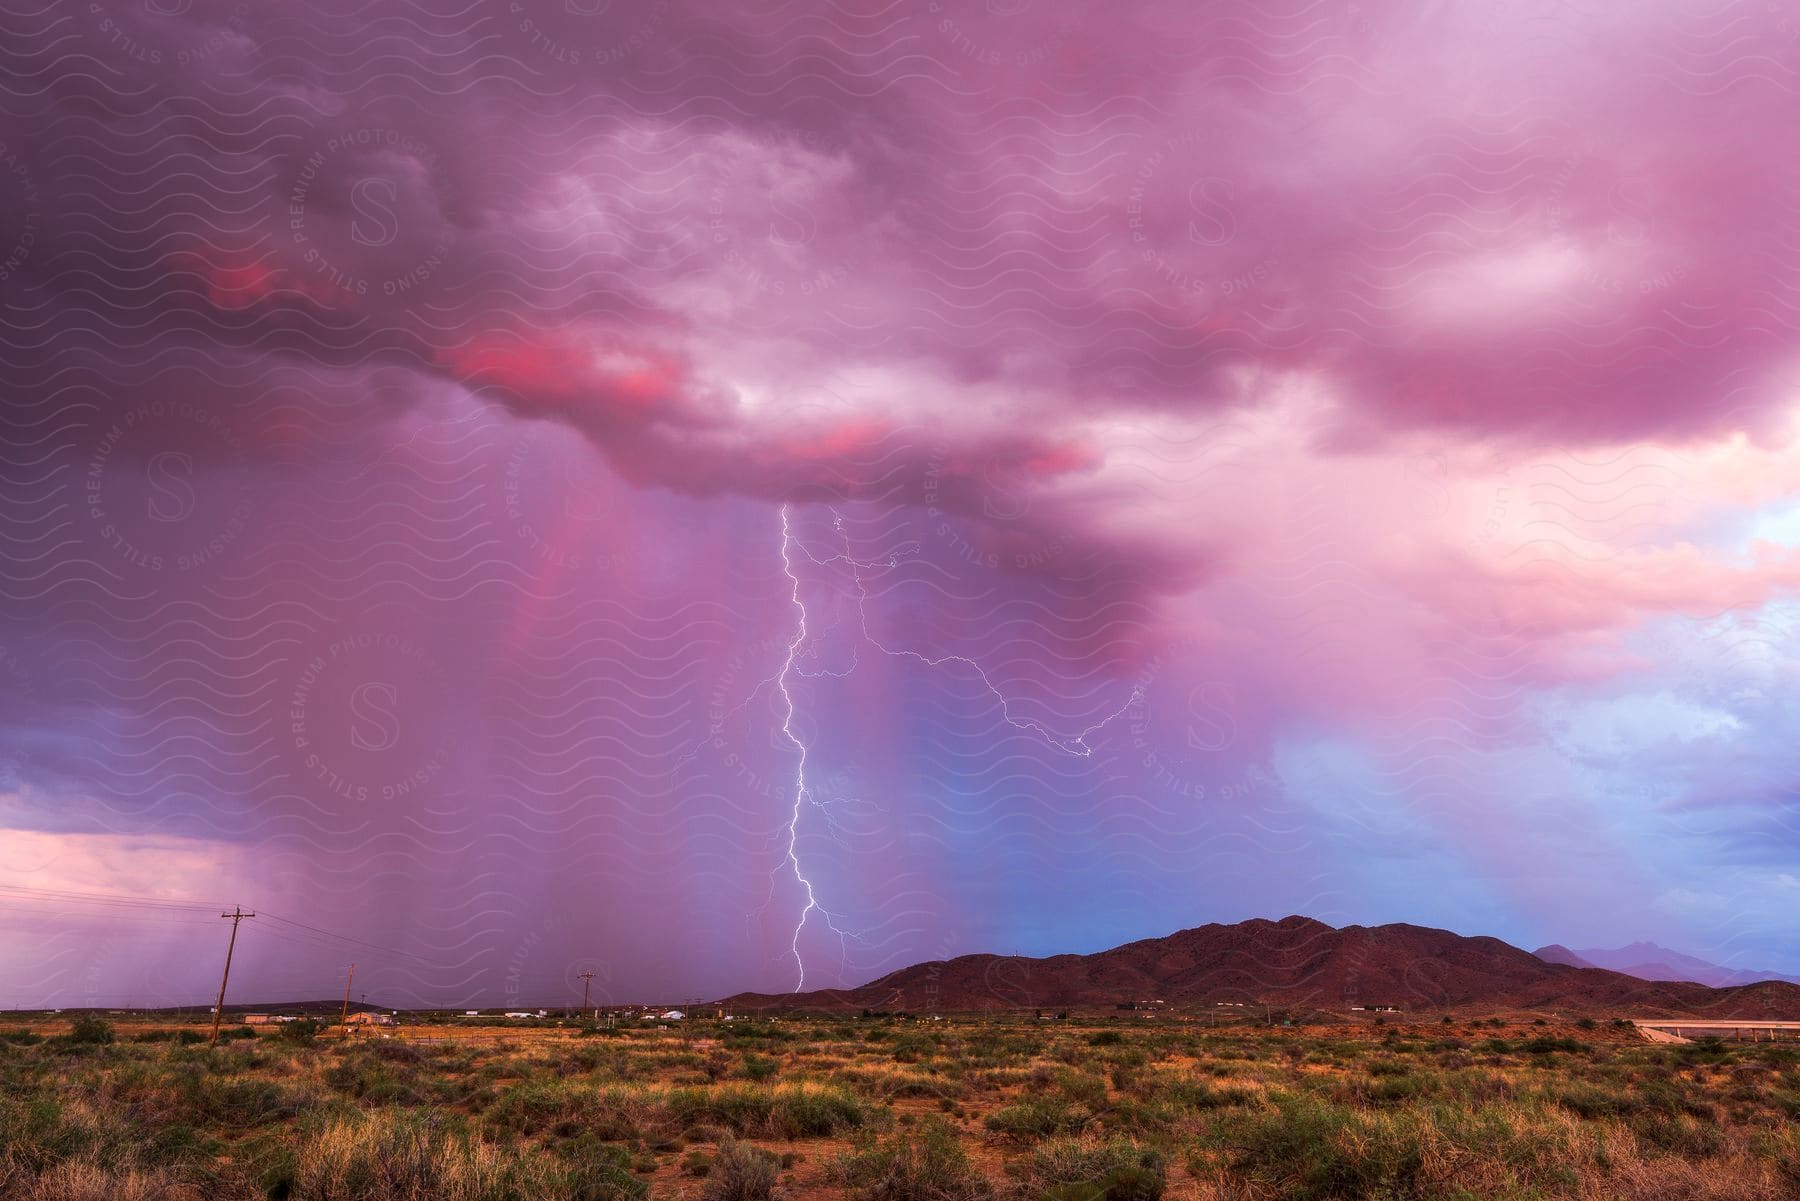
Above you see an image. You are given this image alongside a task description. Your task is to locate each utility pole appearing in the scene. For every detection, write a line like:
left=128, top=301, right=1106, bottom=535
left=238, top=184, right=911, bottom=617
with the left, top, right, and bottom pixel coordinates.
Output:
left=339, top=963, right=356, bottom=1039
left=210, top=907, right=255, bottom=1045
left=578, top=970, right=594, bottom=1019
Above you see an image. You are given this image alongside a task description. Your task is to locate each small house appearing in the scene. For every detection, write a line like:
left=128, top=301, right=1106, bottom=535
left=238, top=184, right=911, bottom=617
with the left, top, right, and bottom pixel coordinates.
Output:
left=347, top=1012, right=395, bottom=1027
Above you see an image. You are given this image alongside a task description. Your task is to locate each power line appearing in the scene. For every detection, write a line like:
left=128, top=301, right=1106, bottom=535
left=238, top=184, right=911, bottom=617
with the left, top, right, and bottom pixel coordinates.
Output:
left=1, top=885, right=449, bottom=997
left=256, top=912, right=438, bottom=965
left=0, top=904, right=221, bottom=926
left=0, top=884, right=438, bottom=965
left=0, top=883, right=225, bottom=912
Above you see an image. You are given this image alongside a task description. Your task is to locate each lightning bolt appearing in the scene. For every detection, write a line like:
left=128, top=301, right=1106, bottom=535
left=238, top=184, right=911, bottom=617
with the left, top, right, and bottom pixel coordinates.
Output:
left=801, top=508, right=1141, bottom=756
left=771, top=503, right=1140, bottom=992
left=776, top=502, right=834, bottom=991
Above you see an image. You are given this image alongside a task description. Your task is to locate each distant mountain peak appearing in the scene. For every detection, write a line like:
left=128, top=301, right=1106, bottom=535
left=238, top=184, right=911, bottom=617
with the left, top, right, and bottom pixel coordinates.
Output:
left=1613, top=940, right=1671, bottom=956
left=1532, top=944, right=1598, bottom=970
left=720, top=916, right=1800, bottom=1016
left=1545, top=942, right=1800, bottom=989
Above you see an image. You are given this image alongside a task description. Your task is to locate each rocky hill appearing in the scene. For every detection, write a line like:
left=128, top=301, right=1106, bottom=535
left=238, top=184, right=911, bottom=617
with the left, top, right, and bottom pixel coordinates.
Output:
left=724, top=916, right=1800, bottom=1018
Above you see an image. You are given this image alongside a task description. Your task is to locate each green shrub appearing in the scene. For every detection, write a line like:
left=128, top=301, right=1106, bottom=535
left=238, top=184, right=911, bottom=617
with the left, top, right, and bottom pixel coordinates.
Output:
left=1202, top=1095, right=1424, bottom=1200
left=292, top=1108, right=568, bottom=1201
left=0, top=1093, right=138, bottom=1175
left=703, top=1138, right=780, bottom=1201
left=878, top=1074, right=961, bottom=1102
left=1676, top=1038, right=1734, bottom=1066
left=64, top=1015, right=114, bottom=1046
left=487, top=1080, right=583, bottom=1137
left=1026, top=1138, right=1166, bottom=1201
left=183, top=1074, right=308, bottom=1127
left=837, top=1117, right=992, bottom=1201
left=773, top=1085, right=875, bottom=1137
left=1365, top=1075, right=1425, bottom=1106
left=1636, top=1078, right=1715, bottom=1121
left=983, top=1096, right=1087, bottom=1140
left=1053, top=1071, right=1109, bottom=1109
left=1166, top=1080, right=1254, bottom=1110
left=1628, top=1111, right=1725, bottom=1158
left=558, top=1134, right=648, bottom=1201
left=362, top=1040, right=421, bottom=1064
left=1556, top=1083, right=1637, bottom=1121
left=320, top=1058, right=424, bottom=1107
left=667, top=1084, right=875, bottom=1139
left=668, top=1085, right=776, bottom=1135
left=276, top=1018, right=325, bottom=1045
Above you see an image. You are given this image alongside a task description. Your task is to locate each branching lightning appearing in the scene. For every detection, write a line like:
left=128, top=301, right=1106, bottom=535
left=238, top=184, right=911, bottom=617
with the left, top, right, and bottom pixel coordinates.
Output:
left=771, top=503, right=1141, bottom=992
left=801, top=509, right=1142, bottom=756
left=774, top=502, right=849, bottom=992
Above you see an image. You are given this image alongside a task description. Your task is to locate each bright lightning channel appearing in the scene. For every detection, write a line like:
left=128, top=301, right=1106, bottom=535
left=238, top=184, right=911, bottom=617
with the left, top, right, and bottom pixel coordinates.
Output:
left=775, top=503, right=842, bottom=992
left=772, top=504, right=1140, bottom=993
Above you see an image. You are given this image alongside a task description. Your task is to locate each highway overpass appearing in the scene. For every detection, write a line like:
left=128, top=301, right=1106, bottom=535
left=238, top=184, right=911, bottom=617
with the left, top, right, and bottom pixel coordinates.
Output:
left=1630, top=1019, right=1800, bottom=1043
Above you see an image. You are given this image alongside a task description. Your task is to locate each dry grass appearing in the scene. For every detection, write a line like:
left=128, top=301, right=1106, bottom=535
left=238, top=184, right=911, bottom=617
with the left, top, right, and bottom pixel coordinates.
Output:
left=20, top=1160, right=203, bottom=1201
left=0, top=1014, right=1794, bottom=1200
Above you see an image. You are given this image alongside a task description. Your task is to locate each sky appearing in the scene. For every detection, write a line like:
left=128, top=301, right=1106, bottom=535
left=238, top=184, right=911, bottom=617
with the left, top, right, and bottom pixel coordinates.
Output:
left=1, top=0, right=1798, bottom=1009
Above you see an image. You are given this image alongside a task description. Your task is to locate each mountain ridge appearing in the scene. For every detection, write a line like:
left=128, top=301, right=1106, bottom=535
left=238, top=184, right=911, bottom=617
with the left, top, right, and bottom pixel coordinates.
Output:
left=723, top=916, right=1800, bottom=1018
left=1539, top=941, right=1800, bottom=989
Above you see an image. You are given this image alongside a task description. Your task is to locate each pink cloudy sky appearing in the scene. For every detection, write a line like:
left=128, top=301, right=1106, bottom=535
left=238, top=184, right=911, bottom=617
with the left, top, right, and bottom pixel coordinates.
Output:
left=1, top=0, right=1798, bottom=1007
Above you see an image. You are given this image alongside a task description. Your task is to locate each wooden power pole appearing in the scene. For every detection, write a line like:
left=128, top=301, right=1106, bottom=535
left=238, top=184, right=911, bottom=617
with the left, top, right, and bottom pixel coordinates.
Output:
left=578, top=969, right=594, bottom=1019
left=339, top=963, right=356, bottom=1038
left=209, top=907, right=255, bottom=1044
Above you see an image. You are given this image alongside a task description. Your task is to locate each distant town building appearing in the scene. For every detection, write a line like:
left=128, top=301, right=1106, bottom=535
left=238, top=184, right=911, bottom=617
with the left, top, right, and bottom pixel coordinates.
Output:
left=347, top=1012, right=395, bottom=1026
